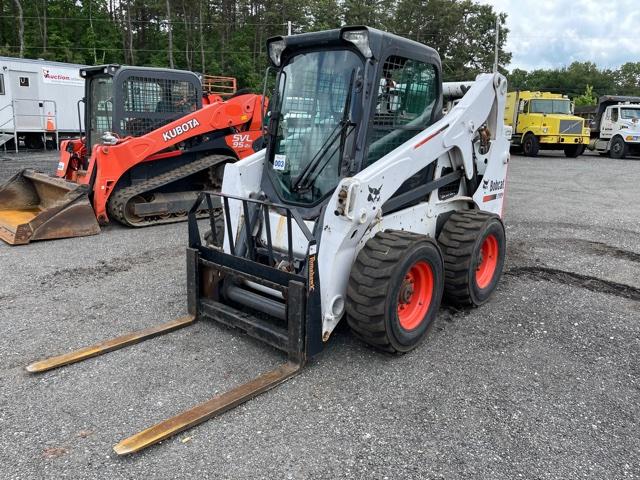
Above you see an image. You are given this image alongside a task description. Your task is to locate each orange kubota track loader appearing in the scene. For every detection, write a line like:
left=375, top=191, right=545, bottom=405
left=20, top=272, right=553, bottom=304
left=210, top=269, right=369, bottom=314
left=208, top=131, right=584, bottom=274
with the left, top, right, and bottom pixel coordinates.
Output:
left=0, top=65, right=266, bottom=245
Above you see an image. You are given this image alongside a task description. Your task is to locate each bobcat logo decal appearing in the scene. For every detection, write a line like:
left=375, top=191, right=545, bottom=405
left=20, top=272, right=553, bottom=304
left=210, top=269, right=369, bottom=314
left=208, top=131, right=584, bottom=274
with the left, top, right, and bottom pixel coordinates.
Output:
left=482, top=178, right=489, bottom=189
left=367, top=185, right=382, bottom=202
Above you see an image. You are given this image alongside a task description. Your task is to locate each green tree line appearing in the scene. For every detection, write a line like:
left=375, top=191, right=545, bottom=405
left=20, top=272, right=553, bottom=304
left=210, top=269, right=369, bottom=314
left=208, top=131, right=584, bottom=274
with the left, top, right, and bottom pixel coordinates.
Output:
left=510, top=61, right=640, bottom=103
left=2, top=0, right=638, bottom=100
left=1, top=0, right=509, bottom=88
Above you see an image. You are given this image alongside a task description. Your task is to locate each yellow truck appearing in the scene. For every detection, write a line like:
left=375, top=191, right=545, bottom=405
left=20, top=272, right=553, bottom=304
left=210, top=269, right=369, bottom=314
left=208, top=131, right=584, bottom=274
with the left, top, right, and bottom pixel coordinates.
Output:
left=505, top=91, right=590, bottom=157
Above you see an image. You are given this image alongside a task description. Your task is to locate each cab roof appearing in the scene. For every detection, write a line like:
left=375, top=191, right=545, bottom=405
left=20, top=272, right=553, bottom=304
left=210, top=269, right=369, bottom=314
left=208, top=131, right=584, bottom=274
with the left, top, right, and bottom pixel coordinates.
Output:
left=267, top=26, right=440, bottom=68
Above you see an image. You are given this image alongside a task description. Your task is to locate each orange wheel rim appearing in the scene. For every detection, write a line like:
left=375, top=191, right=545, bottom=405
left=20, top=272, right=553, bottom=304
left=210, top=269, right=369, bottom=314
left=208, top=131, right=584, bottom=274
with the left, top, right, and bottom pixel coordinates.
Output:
left=397, top=260, right=434, bottom=331
left=476, top=234, right=498, bottom=289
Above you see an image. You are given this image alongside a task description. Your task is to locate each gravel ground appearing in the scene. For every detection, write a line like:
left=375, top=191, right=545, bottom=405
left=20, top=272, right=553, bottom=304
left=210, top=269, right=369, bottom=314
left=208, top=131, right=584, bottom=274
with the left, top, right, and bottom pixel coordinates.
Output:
left=0, top=150, right=638, bottom=479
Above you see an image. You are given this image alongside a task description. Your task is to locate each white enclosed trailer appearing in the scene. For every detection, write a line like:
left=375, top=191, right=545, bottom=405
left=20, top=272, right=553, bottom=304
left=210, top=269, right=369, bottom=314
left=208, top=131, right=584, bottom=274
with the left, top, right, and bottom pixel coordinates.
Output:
left=0, top=56, right=87, bottom=151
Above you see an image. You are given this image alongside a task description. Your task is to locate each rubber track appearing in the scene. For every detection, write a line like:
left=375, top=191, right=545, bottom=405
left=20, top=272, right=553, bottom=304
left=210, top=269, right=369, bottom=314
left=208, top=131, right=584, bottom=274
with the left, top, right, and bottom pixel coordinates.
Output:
left=345, top=230, right=429, bottom=353
left=107, top=154, right=232, bottom=227
left=437, top=209, right=498, bottom=306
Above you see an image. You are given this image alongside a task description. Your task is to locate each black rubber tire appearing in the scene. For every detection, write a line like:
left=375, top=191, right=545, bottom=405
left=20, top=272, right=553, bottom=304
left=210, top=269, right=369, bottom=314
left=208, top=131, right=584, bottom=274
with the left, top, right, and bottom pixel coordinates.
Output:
left=438, top=210, right=506, bottom=307
left=564, top=144, right=585, bottom=158
left=609, top=136, right=628, bottom=159
left=346, top=230, right=444, bottom=354
left=522, top=133, right=540, bottom=157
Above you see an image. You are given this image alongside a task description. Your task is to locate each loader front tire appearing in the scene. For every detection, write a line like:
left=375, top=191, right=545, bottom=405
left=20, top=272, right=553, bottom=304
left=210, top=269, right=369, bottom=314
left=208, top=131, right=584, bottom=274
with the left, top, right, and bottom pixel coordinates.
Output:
left=438, top=210, right=506, bottom=307
left=346, top=231, right=444, bottom=354
left=522, top=133, right=539, bottom=157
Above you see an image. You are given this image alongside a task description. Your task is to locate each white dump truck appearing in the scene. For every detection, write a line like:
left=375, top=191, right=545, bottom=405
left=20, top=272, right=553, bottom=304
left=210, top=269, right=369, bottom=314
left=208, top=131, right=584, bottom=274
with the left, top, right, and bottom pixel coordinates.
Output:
left=587, top=95, right=640, bottom=159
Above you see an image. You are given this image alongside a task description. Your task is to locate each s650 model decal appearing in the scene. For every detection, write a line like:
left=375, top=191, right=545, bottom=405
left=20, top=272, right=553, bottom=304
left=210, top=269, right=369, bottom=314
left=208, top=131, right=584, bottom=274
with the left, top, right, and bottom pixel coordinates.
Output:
left=483, top=192, right=504, bottom=202
left=162, top=119, right=200, bottom=142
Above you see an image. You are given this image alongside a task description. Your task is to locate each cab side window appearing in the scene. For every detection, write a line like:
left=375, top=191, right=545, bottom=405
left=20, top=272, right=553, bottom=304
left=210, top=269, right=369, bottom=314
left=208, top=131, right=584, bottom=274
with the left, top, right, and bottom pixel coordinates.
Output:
left=364, top=56, right=438, bottom=167
left=611, top=108, right=618, bottom=122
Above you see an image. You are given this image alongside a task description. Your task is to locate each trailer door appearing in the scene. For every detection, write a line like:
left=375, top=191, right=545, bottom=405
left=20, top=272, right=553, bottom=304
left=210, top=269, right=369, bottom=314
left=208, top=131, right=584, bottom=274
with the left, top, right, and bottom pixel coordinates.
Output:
left=11, top=70, right=41, bottom=130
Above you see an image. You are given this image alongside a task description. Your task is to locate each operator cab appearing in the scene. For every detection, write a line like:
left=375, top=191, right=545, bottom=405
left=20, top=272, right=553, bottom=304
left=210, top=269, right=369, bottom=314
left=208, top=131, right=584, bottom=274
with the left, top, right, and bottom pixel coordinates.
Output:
left=262, top=27, right=443, bottom=218
left=79, top=65, right=202, bottom=152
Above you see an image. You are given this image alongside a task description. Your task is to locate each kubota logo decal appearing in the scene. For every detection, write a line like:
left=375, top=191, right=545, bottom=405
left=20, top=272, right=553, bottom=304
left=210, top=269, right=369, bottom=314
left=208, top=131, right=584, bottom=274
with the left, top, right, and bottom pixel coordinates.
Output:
left=162, top=119, right=200, bottom=142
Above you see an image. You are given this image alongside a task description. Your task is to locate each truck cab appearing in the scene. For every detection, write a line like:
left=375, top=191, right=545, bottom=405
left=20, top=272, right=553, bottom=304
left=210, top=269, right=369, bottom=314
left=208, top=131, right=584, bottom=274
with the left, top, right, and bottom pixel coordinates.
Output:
left=592, top=103, right=640, bottom=158
left=504, top=91, right=590, bottom=158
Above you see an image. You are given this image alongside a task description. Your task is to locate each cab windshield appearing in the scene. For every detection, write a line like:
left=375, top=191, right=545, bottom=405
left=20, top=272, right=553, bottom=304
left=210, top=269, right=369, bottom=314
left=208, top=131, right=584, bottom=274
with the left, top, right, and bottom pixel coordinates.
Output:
left=530, top=99, right=571, bottom=115
left=269, top=49, right=362, bottom=205
left=621, top=108, right=640, bottom=120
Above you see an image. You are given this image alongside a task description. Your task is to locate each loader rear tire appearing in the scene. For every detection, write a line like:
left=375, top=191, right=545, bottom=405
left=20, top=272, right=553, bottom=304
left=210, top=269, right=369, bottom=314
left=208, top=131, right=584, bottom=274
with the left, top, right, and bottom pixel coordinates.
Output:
left=346, top=231, right=444, bottom=354
left=522, top=133, right=539, bottom=157
left=438, top=210, right=505, bottom=307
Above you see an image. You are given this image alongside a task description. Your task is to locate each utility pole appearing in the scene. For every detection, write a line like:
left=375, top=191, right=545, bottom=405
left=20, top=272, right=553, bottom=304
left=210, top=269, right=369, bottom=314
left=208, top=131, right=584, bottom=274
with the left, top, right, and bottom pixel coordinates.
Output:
left=493, top=16, right=500, bottom=73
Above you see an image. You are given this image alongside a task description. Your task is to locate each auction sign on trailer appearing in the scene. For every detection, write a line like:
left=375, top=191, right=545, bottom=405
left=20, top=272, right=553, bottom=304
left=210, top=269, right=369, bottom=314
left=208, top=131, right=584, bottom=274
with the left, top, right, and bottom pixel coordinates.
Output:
left=41, top=66, right=84, bottom=86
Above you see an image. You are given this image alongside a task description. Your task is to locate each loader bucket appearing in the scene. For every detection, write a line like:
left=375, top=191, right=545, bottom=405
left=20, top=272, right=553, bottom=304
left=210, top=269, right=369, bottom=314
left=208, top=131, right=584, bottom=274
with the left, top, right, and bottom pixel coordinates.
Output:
left=0, top=169, right=100, bottom=245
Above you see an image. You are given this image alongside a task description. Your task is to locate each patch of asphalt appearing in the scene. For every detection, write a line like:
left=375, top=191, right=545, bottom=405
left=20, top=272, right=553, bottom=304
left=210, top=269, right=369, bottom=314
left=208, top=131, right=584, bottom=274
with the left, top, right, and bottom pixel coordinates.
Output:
left=0, top=153, right=638, bottom=479
left=505, top=265, right=640, bottom=302
left=0, top=150, right=58, bottom=181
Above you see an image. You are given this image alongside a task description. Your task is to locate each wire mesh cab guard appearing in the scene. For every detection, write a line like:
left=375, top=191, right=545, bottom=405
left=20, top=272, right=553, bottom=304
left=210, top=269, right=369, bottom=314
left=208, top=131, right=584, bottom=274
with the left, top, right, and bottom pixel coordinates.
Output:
left=187, top=191, right=324, bottom=365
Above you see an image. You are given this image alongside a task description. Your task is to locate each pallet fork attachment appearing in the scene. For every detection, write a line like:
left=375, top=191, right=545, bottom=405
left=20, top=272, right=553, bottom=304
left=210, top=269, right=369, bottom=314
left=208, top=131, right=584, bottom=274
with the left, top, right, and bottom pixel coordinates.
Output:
left=26, top=192, right=321, bottom=455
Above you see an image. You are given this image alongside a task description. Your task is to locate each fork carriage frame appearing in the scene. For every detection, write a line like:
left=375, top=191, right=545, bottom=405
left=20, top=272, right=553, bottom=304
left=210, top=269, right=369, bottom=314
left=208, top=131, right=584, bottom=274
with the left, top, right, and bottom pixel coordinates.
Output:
left=187, top=190, right=325, bottom=367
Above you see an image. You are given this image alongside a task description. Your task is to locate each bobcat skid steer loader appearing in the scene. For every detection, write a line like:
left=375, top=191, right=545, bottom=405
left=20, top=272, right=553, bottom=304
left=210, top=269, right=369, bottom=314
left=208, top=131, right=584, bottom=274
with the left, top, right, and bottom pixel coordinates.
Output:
left=26, top=26, right=510, bottom=455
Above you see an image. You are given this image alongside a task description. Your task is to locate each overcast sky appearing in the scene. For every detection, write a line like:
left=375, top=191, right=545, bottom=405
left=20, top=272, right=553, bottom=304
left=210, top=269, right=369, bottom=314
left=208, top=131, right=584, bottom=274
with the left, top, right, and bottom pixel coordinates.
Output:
left=478, top=0, right=640, bottom=71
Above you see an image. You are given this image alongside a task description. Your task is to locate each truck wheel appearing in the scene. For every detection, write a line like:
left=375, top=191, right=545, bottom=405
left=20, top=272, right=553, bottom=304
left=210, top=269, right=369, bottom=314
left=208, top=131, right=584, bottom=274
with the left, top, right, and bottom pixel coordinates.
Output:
left=346, top=231, right=444, bottom=354
left=609, top=137, right=628, bottom=159
left=438, top=210, right=506, bottom=306
left=521, top=133, right=539, bottom=157
left=564, top=144, right=585, bottom=158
